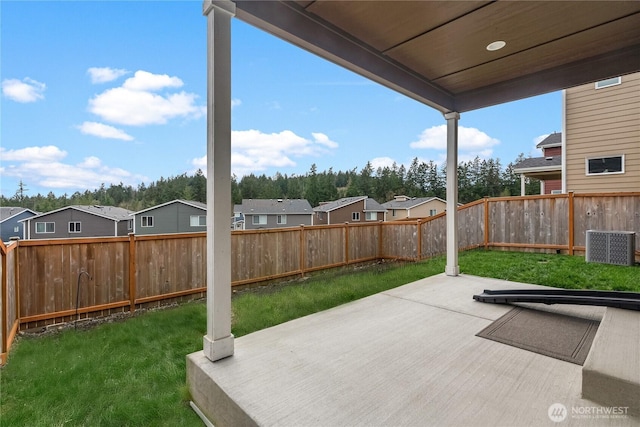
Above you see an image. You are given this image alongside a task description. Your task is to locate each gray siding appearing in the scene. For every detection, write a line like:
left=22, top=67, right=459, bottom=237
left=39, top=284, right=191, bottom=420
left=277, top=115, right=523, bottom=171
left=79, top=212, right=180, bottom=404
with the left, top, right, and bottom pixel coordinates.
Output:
left=135, top=203, right=206, bottom=235
left=28, top=210, right=121, bottom=239
left=1, top=211, right=35, bottom=242
left=244, top=213, right=313, bottom=230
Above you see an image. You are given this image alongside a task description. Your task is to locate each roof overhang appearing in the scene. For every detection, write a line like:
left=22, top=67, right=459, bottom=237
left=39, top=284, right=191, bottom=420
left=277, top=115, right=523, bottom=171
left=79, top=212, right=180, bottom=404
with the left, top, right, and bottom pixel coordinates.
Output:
left=232, top=1, right=640, bottom=113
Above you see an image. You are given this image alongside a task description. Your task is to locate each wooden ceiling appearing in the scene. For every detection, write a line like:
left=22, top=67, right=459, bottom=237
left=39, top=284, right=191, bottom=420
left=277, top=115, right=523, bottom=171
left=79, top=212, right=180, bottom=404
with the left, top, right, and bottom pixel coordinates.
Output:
left=232, top=1, right=640, bottom=113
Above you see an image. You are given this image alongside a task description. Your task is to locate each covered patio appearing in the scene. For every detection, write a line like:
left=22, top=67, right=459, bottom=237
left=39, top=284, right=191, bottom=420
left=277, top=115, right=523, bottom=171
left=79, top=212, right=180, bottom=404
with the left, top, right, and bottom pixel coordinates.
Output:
left=190, top=1, right=640, bottom=425
left=189, top=274, right=638, bottom=426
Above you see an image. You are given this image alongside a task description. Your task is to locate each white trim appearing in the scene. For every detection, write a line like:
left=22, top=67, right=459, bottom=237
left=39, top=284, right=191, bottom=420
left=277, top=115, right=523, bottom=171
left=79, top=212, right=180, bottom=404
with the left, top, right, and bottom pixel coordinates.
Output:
left=594, top=76, right=621, bottom=89
left=35, top=222, right=55, bottom=233
left=69, top=221, right=81, bottom=233
left=561, top=90, right=567, bottom=193
left=585, top=154, right=625, bottom=176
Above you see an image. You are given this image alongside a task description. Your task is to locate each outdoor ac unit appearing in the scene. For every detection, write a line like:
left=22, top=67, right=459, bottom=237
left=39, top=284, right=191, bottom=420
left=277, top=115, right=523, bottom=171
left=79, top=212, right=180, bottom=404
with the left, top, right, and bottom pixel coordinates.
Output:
left=586, top=230, right=635, bottom=266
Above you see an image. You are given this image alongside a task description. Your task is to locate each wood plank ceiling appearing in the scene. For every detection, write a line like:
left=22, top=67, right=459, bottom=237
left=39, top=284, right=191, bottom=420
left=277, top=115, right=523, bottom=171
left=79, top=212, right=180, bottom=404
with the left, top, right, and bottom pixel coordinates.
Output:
left=232, top=1, right=640, bottom=113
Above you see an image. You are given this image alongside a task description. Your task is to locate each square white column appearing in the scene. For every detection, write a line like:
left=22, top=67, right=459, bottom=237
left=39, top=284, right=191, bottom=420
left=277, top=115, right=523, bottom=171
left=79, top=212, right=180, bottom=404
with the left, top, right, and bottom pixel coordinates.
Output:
left=444, top=112, right=460, bottom=276
left=202, top=0, right=235, bottom=362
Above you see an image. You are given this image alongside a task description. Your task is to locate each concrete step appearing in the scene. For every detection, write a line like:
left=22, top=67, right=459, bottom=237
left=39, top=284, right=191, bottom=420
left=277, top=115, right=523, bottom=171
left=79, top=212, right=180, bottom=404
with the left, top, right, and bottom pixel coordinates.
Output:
left=582, top=307, right=640, bottom=416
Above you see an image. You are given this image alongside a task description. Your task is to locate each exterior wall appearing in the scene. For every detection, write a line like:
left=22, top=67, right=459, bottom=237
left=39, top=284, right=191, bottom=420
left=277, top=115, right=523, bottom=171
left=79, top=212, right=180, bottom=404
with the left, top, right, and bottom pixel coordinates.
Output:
left=244, top=213, right=312, bottom=230
left=544, top=179, right=562, bottom=194
left=314, top=210, right=329, bottom=225
left=328, top=200, right=367, bottom=224
left=543, top=146, right=562, bottom=156
left=565, top=73, right=640, bottom=193
left=135, top=203, right=206, bottom=235
left=1, top=211, right=34, bottom=242
left=388, top=208, right=408, bottom=220
left=407, top=200, right=447, bottom=218
left=28, top=210, right=119, bottom=239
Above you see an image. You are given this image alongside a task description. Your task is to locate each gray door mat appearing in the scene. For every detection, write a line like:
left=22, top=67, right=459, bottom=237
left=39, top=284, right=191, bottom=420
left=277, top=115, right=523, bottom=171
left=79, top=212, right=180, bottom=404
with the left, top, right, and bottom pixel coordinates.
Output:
left=476, top=306, right=600, bottom=365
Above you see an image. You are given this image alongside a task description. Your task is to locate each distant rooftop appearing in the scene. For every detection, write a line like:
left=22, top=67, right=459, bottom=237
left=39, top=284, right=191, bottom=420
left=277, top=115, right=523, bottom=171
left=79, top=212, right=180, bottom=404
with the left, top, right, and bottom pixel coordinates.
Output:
left=240, top=199, right=313, bottom=215
left=536, top=132, right=562, bottom=148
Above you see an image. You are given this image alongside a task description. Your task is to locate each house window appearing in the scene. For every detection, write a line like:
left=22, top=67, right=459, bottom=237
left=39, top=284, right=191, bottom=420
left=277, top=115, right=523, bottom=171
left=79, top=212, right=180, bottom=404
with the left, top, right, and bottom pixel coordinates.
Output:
left=551, top=190, right=563, bottom=195
left=595, top=77, right=621, bottom=89
left=128, top=219, right=133, bottom=230
left=190, top=215, right=206, bottom=227
left=586, top=155, right=624, bottom=175
left=36, top=222, right=55, bottom=233
left=141, top=216, right=154, bottom=227
left=365, top=212, right=376, bottom=221
left=352, top=212, right=360, bottom=221
left=252, top=215, right=267, bottom=225
left=392, top=209, right=396, bottom=217
left=429, top=209, right=437, bottom=216
left=277, top=214, right=287, bottom=225
left=13, top=226, right=19, bottom=232
left=69, top=222, right=81, bottom=233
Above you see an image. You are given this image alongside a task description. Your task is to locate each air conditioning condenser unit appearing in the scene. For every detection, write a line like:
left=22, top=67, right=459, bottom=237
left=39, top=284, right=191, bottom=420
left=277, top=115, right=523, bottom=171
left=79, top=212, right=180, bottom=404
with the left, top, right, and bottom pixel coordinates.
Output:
left=585, top=230, right=635, bottom=266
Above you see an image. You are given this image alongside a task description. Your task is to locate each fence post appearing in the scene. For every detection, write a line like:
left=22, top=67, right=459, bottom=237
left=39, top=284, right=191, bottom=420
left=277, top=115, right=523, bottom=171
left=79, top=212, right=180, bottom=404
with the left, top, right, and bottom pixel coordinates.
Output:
left=378, top=221, right=383, bottom=260
left=299, top=225, right=305, bottom=278
left=128, top=233, right=136, bottom=312
left=1, top=243, right=7, bottom=364
left=484, top=197, right=489, bottom=249
left=568, top=192, right=574, bottom=255
left=416, top=219, right=422, bottom=261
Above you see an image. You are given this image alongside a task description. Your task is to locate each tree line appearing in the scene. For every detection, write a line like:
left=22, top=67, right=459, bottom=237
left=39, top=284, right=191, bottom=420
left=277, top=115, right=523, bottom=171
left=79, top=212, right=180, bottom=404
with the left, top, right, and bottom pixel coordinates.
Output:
left=1, top=154, right=539, bottom=213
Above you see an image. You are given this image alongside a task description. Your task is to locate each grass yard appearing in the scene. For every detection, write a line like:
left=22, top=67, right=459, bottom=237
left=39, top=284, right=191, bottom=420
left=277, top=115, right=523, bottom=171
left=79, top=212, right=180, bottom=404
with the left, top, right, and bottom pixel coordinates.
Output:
left=1, top=249, right=638, bottom=426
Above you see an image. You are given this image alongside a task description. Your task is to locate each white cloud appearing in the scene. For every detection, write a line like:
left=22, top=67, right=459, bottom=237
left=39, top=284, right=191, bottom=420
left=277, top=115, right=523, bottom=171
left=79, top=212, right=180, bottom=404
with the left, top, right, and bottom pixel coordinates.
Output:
left=1, top=146, right=147, bottom=191
left=370, top=157, right=396, bottom=170
left=88, top=70, right=205, bottom=126
left=410, top=125, right=500, bottom=159
left=122, top=70, right=183, bottom=91
left=192, top=129, right=339, bottom=177
left=0, top=145, right=67, bottom=162
left=87, top=67, right=128, bottom=84
left=1, top=77, right=46, bottom=103
left=232, top=98, right=242, bottom=108
left=77, top=121, right=134, bottom=141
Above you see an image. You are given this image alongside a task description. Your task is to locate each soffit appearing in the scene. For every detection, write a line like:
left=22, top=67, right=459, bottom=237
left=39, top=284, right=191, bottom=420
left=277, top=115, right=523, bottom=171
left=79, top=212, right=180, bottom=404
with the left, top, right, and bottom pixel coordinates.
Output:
left=232, top=1, right=640, bottom=113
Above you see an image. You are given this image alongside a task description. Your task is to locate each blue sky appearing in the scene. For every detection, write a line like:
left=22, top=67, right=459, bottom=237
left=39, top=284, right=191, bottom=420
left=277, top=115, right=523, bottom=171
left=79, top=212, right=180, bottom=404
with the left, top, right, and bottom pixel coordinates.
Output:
left=1, top=1, right=562, bottom=198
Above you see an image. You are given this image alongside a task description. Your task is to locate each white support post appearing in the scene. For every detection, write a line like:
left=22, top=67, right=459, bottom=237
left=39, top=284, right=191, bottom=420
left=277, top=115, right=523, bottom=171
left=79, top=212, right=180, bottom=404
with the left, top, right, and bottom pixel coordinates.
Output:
left=520, top=174, right=526, bottom=196
left=202, top=0, right=235, bottom=362
left=444, top=112, right=460, bottom=276
left=540, top=180, right=546, bottom=195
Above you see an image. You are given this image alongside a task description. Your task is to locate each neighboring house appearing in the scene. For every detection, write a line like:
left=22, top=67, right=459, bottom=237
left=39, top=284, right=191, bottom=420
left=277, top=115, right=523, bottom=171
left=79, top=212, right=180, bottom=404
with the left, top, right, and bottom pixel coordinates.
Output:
left=238, top=199, right=313, bottom=230
left=231, top=205, right=245, bottom=231
left=514, top=73, right=640, bottom=195
left=0, top=207, right=39, bottom=242
left=564, top=73, right=640, bottom=193
left=513, top=133, right=562, bottom=195
left=131, top=199, right=207, bottom=235
left=313, top=196, right=386, bottom=225
left=22, top=205, right=133, bottom=240
left=383, top=196, right=447, bottom=220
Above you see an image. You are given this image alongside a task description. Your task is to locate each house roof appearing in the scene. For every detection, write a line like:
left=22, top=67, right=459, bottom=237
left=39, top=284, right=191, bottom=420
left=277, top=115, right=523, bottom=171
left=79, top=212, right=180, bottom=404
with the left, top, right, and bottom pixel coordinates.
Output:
left=131, top=199, right=207, bottom=215
left=0, top=207, right=39, bottom=223
left=363, top=198, right=387, bottom=213
left=313, top=196, right=367, bottom=213
left=382, top=197, right=446, bottom=210
left=313, top=196, right=386, bottom=213
left=536, top=132, right=562, bottom=149
left=232, top=1, right=640, bottom=113
left=513, top=155, right=562, bottom=172
left=240, top=199, right=313, bottom=215
left=25, top=205, right=133, bottom=222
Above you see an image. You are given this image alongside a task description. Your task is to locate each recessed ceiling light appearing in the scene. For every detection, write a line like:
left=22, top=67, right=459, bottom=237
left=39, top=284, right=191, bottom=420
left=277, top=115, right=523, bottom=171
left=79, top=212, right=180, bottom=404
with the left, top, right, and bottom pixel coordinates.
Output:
left=486, top=40, right=506, bottom=51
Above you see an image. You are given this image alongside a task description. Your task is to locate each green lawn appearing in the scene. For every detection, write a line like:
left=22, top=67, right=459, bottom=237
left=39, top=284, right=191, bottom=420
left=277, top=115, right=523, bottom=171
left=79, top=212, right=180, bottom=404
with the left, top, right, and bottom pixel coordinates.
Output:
left=1, top=250, right=638, bottom=426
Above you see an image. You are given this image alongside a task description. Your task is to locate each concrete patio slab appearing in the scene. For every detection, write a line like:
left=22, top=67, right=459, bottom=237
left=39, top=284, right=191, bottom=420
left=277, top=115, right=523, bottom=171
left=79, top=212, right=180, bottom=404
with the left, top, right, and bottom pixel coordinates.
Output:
left=187, top=274, right=638, bottom=426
